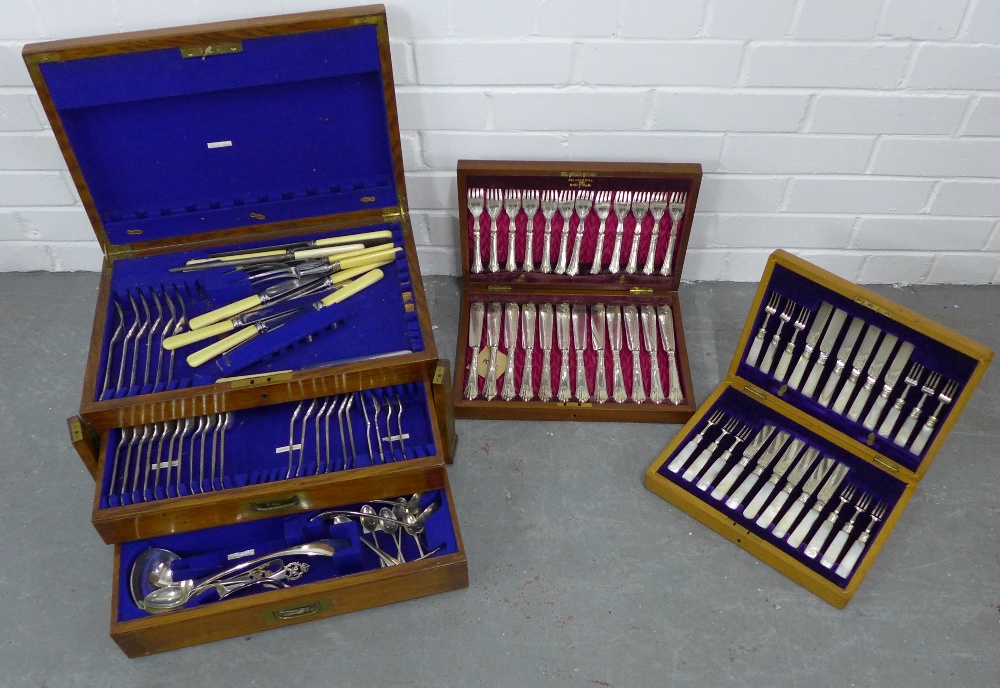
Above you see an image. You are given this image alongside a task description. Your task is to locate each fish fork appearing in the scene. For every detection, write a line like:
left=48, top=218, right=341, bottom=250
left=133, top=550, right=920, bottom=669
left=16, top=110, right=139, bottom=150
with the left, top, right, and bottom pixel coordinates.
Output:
left=521, top=190, right=540, bottom=272
left=804, top=484, right=856, bottom=559
left=894, top=371, right=940, bottom=447
left=774, top=306, right=810, bottom=383
left=608, top=191, right=633, bottom=274
left=553, top=191, right=576, bottom=274
left=835, top=501, right=887, bottom=578
left=625, top=192, right=650, bottom=274
left=660, top=191, right=687, bottom=276
left=503, top=191, right=522, bottom=272
left=878, top=362, right=923, bottom=438
left=566, top=191, right=594, bottom=276
left=467, top=187, right=485, bottom=273
left=540, top=191, right=558, bottom=274
left=909, top=378, right=958, bottom=455
left=486, top=189, right=503, bottom=273
left=746, top=292, right=781, bottom=368
left=821, top=492, right=872, bottom=569
left=642, top=192, right=668, bottom=275
left=589, top=191, right=613, bottom=274
left=760, top=300, right=796, bottom=374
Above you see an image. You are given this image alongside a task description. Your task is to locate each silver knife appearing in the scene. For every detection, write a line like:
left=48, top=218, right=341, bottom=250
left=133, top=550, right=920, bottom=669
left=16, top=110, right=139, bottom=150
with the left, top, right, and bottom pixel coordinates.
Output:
left=607, top=306, right=627, bottom=403
left=572, top=305, right=589, bottom=402
left=483, top=302, right=502, bottom=400
left=833, top=326, right=882, bottom=415
left=847, top=333, right=897, bottom=422
left=538, top=303, right=554, bottom=402
left=711, top=424, right=776, bottom=501
left=725, top=430, right=790, bottom=510
left=464, top=301, right=485, bottom=400
left=788, top=302, right=833, bottom=391
left=641, top=305, right=665, bottom=404
left=773, top=455, right=835, bottom=539
left=756, top=447, right=820, bottom=528
left=657, top=304, right=683, bottom=404
left=591, top=304, right=608, bottom=403
left=518, top=303, right=537, bottom=401
left=623, top=305, right=645, bottom=403
left=556, top=304, right=572, bottom=402
left=818, top=317, right=864, bottom=408
left=787, top=462, right=849, bottom=548
left=862, top=341, right=914, bottom=431
left=743, top=438, right=805, bottom=519
left=500, top=302, right=520, bottom=401
left=801, top=307, right=848, bottom=398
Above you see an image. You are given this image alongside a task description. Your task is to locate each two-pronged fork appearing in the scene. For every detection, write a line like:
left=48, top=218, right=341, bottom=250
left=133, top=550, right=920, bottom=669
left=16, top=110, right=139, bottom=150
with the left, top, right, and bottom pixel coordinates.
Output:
left=821, top=492, right=872, bottom=569
left=468, top=188, right=485, bottom=274
left=877, top=362, right=923, bottom=438
left=540, top=191, right=558, bottom=274
left=608, top=191, right=633, bottom=274
left=485, top=189, right=503, bottom=273
left=553, top=191, right=576, bottom=275
left=909, top=378, right=958, bottom=455
left=566, top=191, right=594, bottom=276
left=746, top=293, right=781, bottom=368
left=834, top=501, right=887, bottom=578
left=893, top=371, right=940, bottom=447
left=642, top=192, right=668, bottom=275
left=625, top=192, right=651, bottom=274
left=521, top=190, right=540, bottom=272
left=503, top=191, right=523, bottom=273
left=661, top=191, right=687, bottom=276
left=590, top=192, right=613, bottom=275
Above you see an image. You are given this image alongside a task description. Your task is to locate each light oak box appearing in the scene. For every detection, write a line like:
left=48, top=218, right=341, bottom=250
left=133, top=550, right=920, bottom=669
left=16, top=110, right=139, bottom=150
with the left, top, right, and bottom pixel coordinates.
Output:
left=24, top=5, right=467, bottom=656
left=645, top=250, right=992, bottom=607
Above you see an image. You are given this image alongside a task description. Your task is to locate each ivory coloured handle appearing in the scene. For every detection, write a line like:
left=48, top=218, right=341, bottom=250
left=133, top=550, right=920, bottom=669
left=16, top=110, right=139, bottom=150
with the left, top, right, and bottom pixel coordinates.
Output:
left=187, top=326, right=257, bottom=368
left=189, top=295, right=262, bottom=330
left=162, top=319, right=234, bottom=350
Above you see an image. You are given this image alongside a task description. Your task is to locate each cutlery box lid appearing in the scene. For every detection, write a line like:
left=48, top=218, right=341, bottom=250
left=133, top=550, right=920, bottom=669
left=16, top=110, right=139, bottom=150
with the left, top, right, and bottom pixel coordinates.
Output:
left=726, top=250, right=992, bottom=484
left=456, top=160, right=702, bottom=294
left=23, top=5, right=407, bottom=257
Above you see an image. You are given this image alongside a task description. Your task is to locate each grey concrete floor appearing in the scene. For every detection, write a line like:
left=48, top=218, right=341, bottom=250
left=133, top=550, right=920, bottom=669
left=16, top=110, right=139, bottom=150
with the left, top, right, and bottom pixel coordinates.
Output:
left=0, top=272, right=997, bottom=687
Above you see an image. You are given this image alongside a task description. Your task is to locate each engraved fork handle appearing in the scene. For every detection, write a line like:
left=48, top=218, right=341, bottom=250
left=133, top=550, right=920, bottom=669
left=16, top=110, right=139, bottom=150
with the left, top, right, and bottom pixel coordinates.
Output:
left=590, top=218, right=607, bottom=275
left=660, top=226, right=678, bottom=277
left=471, top=227, right=483, bottom=274
left=610, top=349, right=627, bottom=403
left=464, top=346, right=480, bottom=400
left=541, top=219, right=553, bottom=274
left=539, top=348, right=553, bottom=401
left=505, top=225, right=518, bottom=272
left=642, top=225, right=659, bottom=275
left=501, top=346, right=518, bottom=401
left=608, top=224, right=625, bottom=275
left=488, top=217, right=500, bottom=273
left=567, top=228, right=585, bottom=276
left=523, top=225, right=535, bottom=272
left=593, top=348, right=608, bottom=403
left=554, top=220, right=571, bottom=275
left=557, top=348, right=572, bottom=401
left=575, top=350, right=589, bottom=402
left=484, top=344, right=500, bottom=400
left=625, top=227, right=642, bottom=274
left=648, top=353, right=665, bottom=404
left=519, top=347, right=535, bottom=401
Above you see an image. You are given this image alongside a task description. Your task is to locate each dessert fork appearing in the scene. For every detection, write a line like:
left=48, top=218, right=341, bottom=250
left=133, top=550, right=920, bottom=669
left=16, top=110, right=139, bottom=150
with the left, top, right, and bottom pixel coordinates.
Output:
left=608, top=191, right=633, bottom=274
left=878, top=362, right=923, bottom=438
left=746, top=292, right=781, bottom=368
left=821, top=492, right=872, bottom=569
left=503, top=191, right=522, bottom=273
left=835, top=501, right=887, bottom=578
left=760, top=301, right=796, bottom=374
left=893, top=371, right=940, bottom=447
left=485, top=189, right=503, bottom=273
left=467, top=188, right=485, bottom=274
left=521, top=190, right=540, bottom=272
left=909, top=378, right=958, bottom=455
left=642, top=192, right=668, bottom=275
left=804, top=484, right=856, bottom=559
left=540, top=191, right=558, bottom=273
left=566, top=191, right=594, bottom=276
left=553, top=191, right=576, bottom=274
left=774, top=305, right=810, bottom=382
left=668, top=410, right=726, bottom=473
left=589, top=191, right=613, bottom=275
left=625, top=192, right=651, bottom=274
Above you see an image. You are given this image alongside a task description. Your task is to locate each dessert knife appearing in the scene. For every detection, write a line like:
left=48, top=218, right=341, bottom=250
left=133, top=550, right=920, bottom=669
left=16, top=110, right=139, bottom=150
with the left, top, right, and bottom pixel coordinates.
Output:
left=555, top=304, right=572, bottom=402
left=818, top=317, right=864, bottom=407
left=656, top=305, right=683, bottom=404
left=862, top=341, right=914, bottom=431
left=483, top=302, right=503, bottom=400
left=801, top=307, right=848, bottom=398
left=743, top=437, right=805, bottom=519
left=711, top=424, right=775, bottom=500
left=606, top=306, right=627, bottom=403
left=725, top=431, right=790, bottom=510
left=591, top=304, right=608, bottom=403
left=623, top=305, right=646, bottom=403
left=500, top=302, right=520, bottom=401
left=786, top=463, right=849, bottom=548
left=772, top=455, right=834, bottom=539
left=832, top=325, right=881, bottom=415
left=788, top=302, right=833, bottom=391
left=538, top=304, right=555, bottom=401
left=464, top=302, right=485, bottom=400
left=566, top=192, right=593, bottom=276
left=641, top=305, right=665, bottom=404
left=756, top=447, right=820, bottom=528
left=518, top=303, right=537, bottom=401
left=847, top=333, right=898, bottom=422
left=572, top=305, right=590, bottom=402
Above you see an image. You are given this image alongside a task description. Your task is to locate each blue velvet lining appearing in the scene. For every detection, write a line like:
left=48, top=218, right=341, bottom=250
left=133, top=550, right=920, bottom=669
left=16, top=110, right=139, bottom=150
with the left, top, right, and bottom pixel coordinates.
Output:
left=738, top=265, right=978, bottom=473
left=116, top=489, right=459, bottom=622
left=39, top=24, right=397, bottom=245
left=93, top=223, right=423, bottom=401
left=98, top=381, right=436, bottom=508
left=657, top=387, right=906, bottom=588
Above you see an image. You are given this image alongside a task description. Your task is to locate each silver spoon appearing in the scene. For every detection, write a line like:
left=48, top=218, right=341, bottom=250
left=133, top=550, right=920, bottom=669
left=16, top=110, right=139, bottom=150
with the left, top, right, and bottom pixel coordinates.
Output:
left=380, top=507, right=404, bottom=563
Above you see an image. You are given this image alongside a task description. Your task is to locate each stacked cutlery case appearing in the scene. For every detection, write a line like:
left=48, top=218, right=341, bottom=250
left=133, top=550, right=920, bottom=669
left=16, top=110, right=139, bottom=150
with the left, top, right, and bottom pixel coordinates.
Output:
left=454, top=161, right=701, bottom=423
left=645, top=250, right=992, bottom=607
left=26, top=6, right=467, bottom=656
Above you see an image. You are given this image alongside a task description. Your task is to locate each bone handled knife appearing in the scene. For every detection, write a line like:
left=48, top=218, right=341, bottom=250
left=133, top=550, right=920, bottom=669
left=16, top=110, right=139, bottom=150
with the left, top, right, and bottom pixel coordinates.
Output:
left=591, top=304, right=608, bottom=403
left=786, top=463, right=849, bottom=548
left=801, top=308, right=848, bottom=398
left=641, top=305, right=665, bottom=404
left=772, top=455, right=834, bottom=539
left=862, top=341, right=914, bottom=431
left=725, top=431, right=790, bottom=510
left=711, top=425, right=775, bottom=501
left=555, top=304, right=572, bottom=402
left=657, top=304, right=683, bottom=404
left=606, top=306, right=627, bottom=403
left=833, top=326, right=882, bottom=416
left=787, top=302, right=833, bottom=391
left=483, top=302, right=503, bottom=400
left=500, top=302, right=520, bottom=401
left=464, top=301, right=485, bottom=400
left=623, top=305, right=646, bottom=404
left=818, top=317, right=865, bottom=408
left=518, top=303, right=537, bottom=401
left=743, top=438, right=805, bottom=519
left=538, top=304, right=555, bottom=402
left=572, top=305, right=590, bottom=402
left=756, top=447, right=820, bottom=529
left=846, top=333, right=898, bottom=422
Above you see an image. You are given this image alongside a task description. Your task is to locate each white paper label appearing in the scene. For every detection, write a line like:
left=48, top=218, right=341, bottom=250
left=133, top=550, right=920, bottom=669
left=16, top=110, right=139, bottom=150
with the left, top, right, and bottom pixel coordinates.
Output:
left=207, top=140, right=233, bottom=149
left=275, top=444, right=302, bottom=454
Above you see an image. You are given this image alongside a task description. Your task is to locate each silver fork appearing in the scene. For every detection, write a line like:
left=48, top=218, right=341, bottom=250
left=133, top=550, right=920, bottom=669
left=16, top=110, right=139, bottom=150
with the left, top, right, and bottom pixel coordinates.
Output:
left=486, top=189, right=503, bottom=273
left=540, top=191, right=558, bottom=274
left=566, top=191, right=594, bottom=276
left=625, top=192, right=651, bottom=274
left=589, top=191, right=613, bottom=275
left=894, top=371, right=940, bottom=447
left=835, top=501, right=887, bottom=578
left=521, top=190, right=540, bottom=272
left=608, top=191, right=633, bottom=275
left=804, top=484, right=856, bottom=559
left=746, top=292, right=781, bottom=368
left=667, top=410, right=725, bottom=473
left=642, top=192, right=668, bottom=275
left=660, top=191, right=688, bottom=277
left=878, top=362, right=923, bottom=438
left=468, top=187, right=485, bottom=274
left=503, top=190, right=522, bottom=272
left=909, top=378, right=958, bottom=455
left=760, top=301, right=796, bottom=374
left=821, top=492, right=872, bottom=569
left=553, top=191, right=576, bottom=275
left=774, top=305, right=810, bottom=382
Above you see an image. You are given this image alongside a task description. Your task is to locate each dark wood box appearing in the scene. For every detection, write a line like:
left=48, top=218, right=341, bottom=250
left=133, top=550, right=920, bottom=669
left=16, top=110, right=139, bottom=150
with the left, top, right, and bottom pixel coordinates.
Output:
left=645, top=250, right=992, bottom=607
left=453, top=160, right=701, bottom=423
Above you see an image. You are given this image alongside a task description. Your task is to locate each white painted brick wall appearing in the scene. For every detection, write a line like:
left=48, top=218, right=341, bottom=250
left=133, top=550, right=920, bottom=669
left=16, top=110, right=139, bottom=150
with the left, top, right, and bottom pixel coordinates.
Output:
left=1, top=0, right=999, bottom=285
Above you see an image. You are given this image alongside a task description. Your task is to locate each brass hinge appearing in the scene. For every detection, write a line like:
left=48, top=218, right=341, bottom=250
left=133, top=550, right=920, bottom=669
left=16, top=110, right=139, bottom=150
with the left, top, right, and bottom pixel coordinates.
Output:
left=106, top=244, right=133, bottom=261
left=433, top=364, right=445, bottom=385
left=381, top=207, right=404, bottom=221
left=180, top=42, right=243, bottom=59
left=69, top=418, right=84, bottom=443
left=487, top=285, right=512, bottom=293
left=26, top=52, right=62, bottom=64
left=629, top=287, right=654, bottom=296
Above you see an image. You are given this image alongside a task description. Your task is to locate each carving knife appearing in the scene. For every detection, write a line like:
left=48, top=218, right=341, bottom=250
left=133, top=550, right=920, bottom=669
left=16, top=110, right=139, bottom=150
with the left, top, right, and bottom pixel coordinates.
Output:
left=772, top=455, right=835, bottom=539
left=833, top=326, right=882, bottom=415
left=725, top=430, right=790, bottom=510
left=786, top=462, right=849, bottom=548
left=818, top=317, right=865, bottom=407
left=787, top=302, right=833, bottom=391
left=176, top=238, right=392, bottom=272
left=862, top=341, right=915, bottom=431
left=756, top=447, right=820, bottom=528
left=800, top=307, right=848, bottom=398
left=847, top=333, right=898, bottom=422
left=742, top=437, right=805, bottom=519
